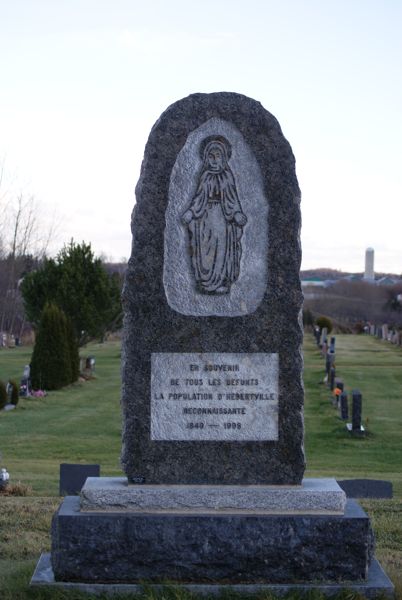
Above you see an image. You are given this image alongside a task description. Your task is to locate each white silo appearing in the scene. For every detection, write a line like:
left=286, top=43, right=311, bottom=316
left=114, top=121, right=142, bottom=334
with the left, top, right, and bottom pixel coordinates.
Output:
left=364, top=247, right=375, bottom=281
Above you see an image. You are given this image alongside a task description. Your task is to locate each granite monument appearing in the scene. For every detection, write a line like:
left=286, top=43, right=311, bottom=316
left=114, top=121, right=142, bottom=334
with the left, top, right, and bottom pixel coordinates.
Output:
left=32, top=93, right=394, bottom=597
left=121, top=92, right=304, bottom=485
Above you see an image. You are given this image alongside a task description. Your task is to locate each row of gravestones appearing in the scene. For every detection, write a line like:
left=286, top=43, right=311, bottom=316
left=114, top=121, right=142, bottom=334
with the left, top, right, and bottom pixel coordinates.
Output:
left=0, top=332, right=21, bottom=348
left=367, top=323, right=402, bottom=345
left=3, top=358, right=96, bottom=403
left=313, top=328, right=364, bottom=434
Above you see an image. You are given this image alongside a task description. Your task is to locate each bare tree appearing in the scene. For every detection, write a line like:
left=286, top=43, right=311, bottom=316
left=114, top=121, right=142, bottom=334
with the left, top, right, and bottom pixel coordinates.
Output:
left=0, top=162, right=59, bottom=341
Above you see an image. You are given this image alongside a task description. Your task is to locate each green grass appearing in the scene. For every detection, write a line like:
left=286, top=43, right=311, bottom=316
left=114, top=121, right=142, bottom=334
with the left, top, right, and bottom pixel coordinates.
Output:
left=304, top=334, right=402, bottom=497
left=0, top=342, right=122, bottom=495
left=1, top=335, right=401, bottom=598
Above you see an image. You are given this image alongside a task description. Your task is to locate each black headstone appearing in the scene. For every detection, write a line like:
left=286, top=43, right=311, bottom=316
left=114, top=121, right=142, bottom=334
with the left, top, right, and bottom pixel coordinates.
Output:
left=329, top=366, right=336, bottom=391
left=337, top=479, right=393, bottom=499
left=340, top=391, right=348, bottom=420
left=59, top=464, right=100, bottom=496
left=352, top=389, right=362, bottom=431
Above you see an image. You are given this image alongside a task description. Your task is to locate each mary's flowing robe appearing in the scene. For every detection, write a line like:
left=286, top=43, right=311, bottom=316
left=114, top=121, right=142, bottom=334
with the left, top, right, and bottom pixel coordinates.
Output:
left=187, top=167, right=245, bottom=293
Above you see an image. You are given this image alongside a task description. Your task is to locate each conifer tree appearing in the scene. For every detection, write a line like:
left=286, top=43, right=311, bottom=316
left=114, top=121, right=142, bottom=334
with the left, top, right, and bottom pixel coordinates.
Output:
left=21, top=241, right=122, bottom=345
left=0, top=380, right=7, bottom=410
left=30, top=303, right=73, bottom=390
left=66, top=316, right=80, bottom=383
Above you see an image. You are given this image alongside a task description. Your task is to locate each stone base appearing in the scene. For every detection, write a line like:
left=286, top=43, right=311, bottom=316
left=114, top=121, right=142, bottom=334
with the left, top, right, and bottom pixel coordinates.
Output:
left=81, top=477, right=346, bottom=514
left=31, top=553, right=394, bottom=598
left=51, top=496, right=373, bottom=584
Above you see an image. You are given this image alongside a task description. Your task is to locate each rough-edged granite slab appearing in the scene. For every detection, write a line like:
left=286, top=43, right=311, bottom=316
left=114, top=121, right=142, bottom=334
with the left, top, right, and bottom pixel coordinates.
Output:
left=121, top=92, right=304, bottom=485
left=51, top=496, right=373, bottom=584
left=80, top=477, right=346, bottom=514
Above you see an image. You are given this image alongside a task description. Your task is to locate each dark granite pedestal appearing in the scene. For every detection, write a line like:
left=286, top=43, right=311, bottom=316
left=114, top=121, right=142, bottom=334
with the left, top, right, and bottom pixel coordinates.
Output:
left=51, top=497, right=372, bottom=584
left=31, top=553, right=394, bottom=598
left=43, top=494, right=394, bottom=595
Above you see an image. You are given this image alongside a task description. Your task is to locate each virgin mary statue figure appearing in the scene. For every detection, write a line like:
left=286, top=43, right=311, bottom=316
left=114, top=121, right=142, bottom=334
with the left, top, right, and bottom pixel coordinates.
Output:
left=182, top=135, right=247, bottom=295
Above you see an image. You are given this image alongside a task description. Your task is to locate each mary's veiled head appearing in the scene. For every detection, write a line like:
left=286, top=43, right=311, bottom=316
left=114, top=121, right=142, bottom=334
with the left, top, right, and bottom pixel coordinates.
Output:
left=200, top=136, right=232, bottom=172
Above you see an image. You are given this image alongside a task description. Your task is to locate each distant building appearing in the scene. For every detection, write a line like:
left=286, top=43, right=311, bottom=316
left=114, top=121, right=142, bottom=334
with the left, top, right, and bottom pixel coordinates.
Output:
left=301, top=278, right=326, bottom=288
left=364, top=247, right=375, bottom=281
left=376, top=276, right=399, bottom=286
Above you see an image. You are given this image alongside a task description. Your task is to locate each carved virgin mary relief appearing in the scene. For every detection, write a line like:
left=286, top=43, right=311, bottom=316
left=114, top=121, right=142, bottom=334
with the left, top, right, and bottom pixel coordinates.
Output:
left=163, top=118, right=268, bottom=317
left=182, top=135, right=247, bottom=295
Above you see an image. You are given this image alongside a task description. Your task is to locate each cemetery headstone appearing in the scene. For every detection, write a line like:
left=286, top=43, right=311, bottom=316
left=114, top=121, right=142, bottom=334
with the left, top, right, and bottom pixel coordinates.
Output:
left=382, top=324, right=388, bottom=340
left=20, top=364, right=32, bottom=397
left=59, top=463, right=100, bottom=496
left=352, top=389, right=363, bottom=432
left=325, top=353, right=330, bottom=375
left=329, top=336, right=336, bottom=352
left=0, top=467, right=10, bottom=490
left=326, top=350, right=335, bottom=377
left=340, top=391, right=349, bottom=420
left=6, top=381, right=13, bottom=402
left=36, top=93, right=393, bottom=596
left=338, top=479, right=393, bottom=499
left=347, top=389, right=365, bottom=434
left=334, top=379, right=344, bottom=408
left=320, top=327, right=328, bottom=345
left=329, top=366, right=336, bottom=391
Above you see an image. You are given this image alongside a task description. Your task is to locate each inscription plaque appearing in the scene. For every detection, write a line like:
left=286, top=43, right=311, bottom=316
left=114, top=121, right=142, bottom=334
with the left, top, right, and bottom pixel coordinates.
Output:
left=151, top=353, right=278, bottom=441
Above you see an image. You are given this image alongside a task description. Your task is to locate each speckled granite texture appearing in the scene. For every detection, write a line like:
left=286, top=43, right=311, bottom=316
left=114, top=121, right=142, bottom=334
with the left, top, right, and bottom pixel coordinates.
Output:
left=121, top=92, right=304, bottom=484
left=80, top=477, right=346, bottom=514
left=51, top=497, right=374, bottom=584
left=32, top=554, right=396, bottom=598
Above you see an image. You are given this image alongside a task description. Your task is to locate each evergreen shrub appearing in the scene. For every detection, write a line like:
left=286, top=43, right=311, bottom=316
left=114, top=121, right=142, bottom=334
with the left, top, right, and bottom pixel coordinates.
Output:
left=315, top=315, right=333, bottom=334
left=303, top=308, right=314, bottom=328
left=30, top=303, right=78, bottom=390
left=66, top=316, right=80, bottom=383
left=0, top=380, right=7, bottom=410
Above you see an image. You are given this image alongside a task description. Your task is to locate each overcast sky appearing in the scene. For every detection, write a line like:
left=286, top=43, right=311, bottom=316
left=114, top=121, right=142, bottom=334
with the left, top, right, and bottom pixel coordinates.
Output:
left=1, top=0, right=401, bottom=272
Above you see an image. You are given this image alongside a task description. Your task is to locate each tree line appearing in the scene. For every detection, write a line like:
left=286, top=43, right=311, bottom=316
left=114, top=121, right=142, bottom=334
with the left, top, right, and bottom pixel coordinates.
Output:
left=0, top=161, right=123, bottom=389
left=303, top=279, right=402, bottom=331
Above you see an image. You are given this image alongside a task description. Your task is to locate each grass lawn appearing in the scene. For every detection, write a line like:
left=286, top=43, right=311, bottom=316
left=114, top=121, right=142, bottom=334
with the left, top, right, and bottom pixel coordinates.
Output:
left=304, top=334, right=402, bottom=497
left=0, top=334, right=401, bottom=599
left=0, top=342, right=122, bottom=495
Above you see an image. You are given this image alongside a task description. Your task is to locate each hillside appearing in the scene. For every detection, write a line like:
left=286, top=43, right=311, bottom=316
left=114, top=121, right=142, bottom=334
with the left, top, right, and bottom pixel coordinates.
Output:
left=301, top=268, right=401, bottom=280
